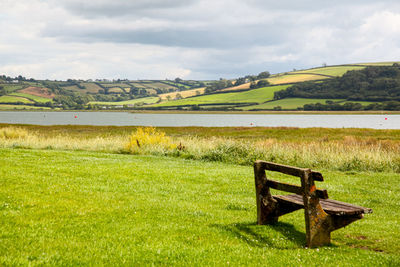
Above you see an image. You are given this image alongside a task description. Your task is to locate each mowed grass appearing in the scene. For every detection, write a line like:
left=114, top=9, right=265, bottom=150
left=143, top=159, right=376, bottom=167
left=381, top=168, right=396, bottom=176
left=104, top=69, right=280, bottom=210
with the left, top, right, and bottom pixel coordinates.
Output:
left=1, top=148, right=399, bottom=265
left=0, top=95, right=34, bottom=104
left=89, top=97, right=159, bottom=106
left=10, top=93, right=52, bottom=103
left=154, top=85, right=289, bottom=107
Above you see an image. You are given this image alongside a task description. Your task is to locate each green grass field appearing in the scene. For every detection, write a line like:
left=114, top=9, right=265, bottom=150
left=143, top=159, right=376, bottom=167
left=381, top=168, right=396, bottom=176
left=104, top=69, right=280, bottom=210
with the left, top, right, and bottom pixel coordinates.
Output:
left=241, top=98, right=343, bottom=110
left=0, top=95, right=34, bottom=104
left=10, top=93, right=52, bottom=103
left=154, top=85, right=289, bottom=107
left=242, top=99, right=376, bottom=110
left=0, top=148, right=399, bottom=265
left=89, top=96, right=159, bottom=106
left=267, top=74, right=330, bottom=85
left=292, top=66, right=366, bottom=77
left=0, top=104, right=51, bottom=110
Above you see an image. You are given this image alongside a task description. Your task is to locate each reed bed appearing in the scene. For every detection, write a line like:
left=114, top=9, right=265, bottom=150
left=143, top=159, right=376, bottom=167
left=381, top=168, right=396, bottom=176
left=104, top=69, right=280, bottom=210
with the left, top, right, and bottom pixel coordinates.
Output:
left=1, top=126, right=399, bottom=172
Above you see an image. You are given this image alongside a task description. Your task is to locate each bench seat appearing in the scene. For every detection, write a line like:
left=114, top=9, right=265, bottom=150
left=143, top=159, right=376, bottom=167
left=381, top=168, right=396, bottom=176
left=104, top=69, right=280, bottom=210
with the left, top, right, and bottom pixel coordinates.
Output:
left=274, top=194, right=372, bottom=216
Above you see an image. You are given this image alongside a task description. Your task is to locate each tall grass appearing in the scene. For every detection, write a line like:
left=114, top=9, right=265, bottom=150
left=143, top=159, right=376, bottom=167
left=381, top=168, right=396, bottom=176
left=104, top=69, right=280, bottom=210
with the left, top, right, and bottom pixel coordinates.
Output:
left=1, top=126, right=399, bottom=173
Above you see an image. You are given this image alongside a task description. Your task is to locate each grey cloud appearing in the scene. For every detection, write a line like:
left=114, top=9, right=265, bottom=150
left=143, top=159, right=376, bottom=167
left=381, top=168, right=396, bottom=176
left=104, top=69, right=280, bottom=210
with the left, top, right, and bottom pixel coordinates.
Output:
left=53, top=0, right=196, bottom=18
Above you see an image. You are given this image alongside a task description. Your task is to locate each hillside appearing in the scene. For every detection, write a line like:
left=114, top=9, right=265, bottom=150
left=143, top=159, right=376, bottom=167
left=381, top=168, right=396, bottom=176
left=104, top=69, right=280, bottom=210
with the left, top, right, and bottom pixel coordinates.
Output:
left=1, top=62, right=399, bottom=111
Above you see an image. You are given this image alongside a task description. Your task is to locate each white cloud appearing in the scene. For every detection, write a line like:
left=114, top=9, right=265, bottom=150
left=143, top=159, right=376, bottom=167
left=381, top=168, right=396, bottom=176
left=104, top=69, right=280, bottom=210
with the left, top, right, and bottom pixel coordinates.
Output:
left=0, top=0, right=400, bottom=80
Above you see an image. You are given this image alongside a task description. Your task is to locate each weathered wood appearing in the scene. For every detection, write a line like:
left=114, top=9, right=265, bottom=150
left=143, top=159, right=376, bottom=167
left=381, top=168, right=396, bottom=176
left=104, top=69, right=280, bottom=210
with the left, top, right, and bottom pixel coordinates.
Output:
left=255, top=160, right=324, bottom=181
left=253, top=160, right=372, bottom=247
left=274, top=194, right=371, bottom=216
left=266, top=180, right=328, bottom=199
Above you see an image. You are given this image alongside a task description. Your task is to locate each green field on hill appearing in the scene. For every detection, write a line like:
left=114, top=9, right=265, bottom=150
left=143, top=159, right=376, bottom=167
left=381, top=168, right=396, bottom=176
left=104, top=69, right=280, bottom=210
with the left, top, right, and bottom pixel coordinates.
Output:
left=1, top=147, right=399, bottom=265
left=89, top=96, right=159, bottom=106
left=291, top=66, right=366, bottom=77
left=10, top=93, right=52, bottom=103
left=154, top=85, right=289, bottom=107
left=0, top=95, right=34, bottom=104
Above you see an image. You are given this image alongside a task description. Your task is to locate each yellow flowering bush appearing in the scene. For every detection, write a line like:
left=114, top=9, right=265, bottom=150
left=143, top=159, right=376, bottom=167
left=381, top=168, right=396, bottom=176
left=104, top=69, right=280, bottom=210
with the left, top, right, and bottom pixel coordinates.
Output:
left=125, top=127, right=176, bottom=154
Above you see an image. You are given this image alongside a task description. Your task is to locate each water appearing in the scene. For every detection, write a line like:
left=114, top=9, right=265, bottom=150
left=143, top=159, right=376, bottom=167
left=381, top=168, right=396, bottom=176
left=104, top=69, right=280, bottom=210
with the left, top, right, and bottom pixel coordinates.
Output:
left=0, top=111, right=399, bottom=129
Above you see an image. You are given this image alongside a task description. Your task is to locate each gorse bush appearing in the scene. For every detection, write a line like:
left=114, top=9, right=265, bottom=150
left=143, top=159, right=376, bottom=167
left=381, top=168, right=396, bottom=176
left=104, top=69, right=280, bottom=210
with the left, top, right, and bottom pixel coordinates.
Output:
left=125, top=127, right=176, bottom=154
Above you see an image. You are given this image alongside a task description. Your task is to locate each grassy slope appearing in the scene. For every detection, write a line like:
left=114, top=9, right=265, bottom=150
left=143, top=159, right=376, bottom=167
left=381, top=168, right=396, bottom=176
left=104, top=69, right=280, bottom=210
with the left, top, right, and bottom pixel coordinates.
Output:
left=292, top=66, right=366, bottom=76
left=154, top=85, right=289, bottom=107
left=10, top=92, right=52, bottom=103
left=0, top=95, right=34, bottom=104
left=89, top=97, right=159, bottom=106
left=241, top=98, right=344, bottom=110
left=0, top=105, right=51, bottom=110
left=267, top=74, right=330, bottom=84
left=0, top=148, right=399, bottom=265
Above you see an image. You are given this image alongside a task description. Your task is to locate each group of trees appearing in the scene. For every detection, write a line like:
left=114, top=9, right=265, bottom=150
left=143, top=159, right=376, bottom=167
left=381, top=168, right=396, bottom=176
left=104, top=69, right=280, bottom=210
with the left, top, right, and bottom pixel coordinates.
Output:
left=303, top=101, right=400, bottom=111
left=274, top=64, right=400, bottom=102
left=205, top=70, right=271, bottom=94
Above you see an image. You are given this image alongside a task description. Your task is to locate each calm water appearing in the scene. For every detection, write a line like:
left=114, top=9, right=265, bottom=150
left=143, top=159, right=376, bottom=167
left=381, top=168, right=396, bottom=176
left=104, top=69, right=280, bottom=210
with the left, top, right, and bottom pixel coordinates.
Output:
left=0, top=111, right=399, bottom=129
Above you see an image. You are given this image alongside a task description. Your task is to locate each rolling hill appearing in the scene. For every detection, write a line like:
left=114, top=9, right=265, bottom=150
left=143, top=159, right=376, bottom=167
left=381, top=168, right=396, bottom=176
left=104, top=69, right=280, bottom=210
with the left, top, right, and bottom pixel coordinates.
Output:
left=0, top=61, right=399, bottom=111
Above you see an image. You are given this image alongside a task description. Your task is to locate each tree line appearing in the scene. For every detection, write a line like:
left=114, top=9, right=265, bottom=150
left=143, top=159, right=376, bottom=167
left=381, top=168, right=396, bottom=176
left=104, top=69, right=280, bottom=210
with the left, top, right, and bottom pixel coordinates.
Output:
left=274, top=64, right=400, bottom=102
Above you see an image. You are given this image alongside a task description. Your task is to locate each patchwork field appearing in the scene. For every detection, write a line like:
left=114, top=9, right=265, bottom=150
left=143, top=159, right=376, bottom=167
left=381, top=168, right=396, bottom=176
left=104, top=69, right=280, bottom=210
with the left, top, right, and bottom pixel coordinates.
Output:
left=154, top=85, right=289, bottom=107
left=19, top=87, right=54, bottom=99
left=89, top=96, right=159, bottom=106
left=0, top=95, right=33, bottom=104
left=159, top=87, right=206, bottom=100
left=267, top=73, right=330, bottom=84
left=10, top=93, right=53, bottom=103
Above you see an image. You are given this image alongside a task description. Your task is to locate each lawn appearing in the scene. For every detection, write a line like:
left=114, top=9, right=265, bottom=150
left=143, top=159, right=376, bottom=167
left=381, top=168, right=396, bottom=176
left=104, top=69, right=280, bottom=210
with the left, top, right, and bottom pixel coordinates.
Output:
left=89, top=97, right=160, bottom=106
left=154, top=85, right=289, bottom=107
left=0, top=148, right=399, bottom=265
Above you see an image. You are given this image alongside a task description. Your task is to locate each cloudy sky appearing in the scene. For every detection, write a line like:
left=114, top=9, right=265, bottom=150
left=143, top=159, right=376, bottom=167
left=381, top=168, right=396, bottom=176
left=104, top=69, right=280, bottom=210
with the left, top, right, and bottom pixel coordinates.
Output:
left=1, top=0, right=400, bottom=80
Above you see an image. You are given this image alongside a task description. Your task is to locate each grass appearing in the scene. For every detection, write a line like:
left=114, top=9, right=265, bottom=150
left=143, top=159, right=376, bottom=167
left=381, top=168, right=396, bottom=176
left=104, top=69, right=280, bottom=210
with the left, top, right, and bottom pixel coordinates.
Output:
left=89, top=97, right=160, bottom=106
left=0, top=95, right=34, bottom=104
left=292, top=66, right=366, bottom=77
left=242, top=99, right=377, bottom=110
left=0, top=148, right=399, bottom=265
left=0, top=105, right=51, bottom=110
left=80, top=83, right=103, bottom=93
left=10, top=93, right=52, bottom=103
left=267, top=74, right=330, bottom=84
left=153, top=85, right=289, bottom=107
left=0, top=125, right=399, bottom=173
left=159, top=88, right=206, bottom=100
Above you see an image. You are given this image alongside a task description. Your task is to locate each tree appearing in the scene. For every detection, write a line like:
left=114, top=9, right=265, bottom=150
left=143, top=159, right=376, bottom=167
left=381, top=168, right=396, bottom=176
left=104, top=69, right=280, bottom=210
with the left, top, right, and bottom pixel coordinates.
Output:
left=257, top=71, right=270, bottom=79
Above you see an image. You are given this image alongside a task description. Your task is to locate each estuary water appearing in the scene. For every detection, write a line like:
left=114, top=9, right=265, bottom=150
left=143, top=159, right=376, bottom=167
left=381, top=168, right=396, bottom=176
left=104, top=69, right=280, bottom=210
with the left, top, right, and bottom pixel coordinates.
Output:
left=0, top=111, right=399, bottom=129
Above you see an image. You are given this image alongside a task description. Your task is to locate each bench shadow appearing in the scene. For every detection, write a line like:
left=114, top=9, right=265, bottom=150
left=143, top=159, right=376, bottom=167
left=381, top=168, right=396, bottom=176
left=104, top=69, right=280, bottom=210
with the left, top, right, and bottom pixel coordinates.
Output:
left=212, top=221, right=306, bottom=249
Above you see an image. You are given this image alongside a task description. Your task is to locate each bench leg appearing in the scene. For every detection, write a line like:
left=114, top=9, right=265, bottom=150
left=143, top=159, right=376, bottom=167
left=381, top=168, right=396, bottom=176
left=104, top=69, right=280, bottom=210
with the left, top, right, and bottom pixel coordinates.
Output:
left=306, top=197, right=332, bottom=247
left=254, top=162, right=301, bottom=224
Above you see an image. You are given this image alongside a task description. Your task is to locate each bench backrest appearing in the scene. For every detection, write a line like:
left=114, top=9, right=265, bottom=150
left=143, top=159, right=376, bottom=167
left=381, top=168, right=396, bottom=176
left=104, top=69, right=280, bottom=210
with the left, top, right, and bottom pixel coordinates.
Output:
left=254, top=160, right=329, bottom=199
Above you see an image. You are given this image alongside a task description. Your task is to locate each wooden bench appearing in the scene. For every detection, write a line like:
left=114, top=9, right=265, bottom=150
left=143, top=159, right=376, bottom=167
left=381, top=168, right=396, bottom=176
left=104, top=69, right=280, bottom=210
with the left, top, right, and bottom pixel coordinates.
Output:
left=254, top=160, right=372, bottom=247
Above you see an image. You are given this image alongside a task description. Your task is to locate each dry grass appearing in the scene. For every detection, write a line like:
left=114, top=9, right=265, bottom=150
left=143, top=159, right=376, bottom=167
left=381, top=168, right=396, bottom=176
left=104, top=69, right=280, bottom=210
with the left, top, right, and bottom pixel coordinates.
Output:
left=1, top=125, right=399, bottom=172
left=159, top=88, right=205, bottom=100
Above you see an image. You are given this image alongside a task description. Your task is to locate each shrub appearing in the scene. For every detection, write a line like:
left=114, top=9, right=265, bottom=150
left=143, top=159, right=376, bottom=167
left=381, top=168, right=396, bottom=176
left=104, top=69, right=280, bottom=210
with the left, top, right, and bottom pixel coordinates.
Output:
left=125, top=127, right=176, bottom=154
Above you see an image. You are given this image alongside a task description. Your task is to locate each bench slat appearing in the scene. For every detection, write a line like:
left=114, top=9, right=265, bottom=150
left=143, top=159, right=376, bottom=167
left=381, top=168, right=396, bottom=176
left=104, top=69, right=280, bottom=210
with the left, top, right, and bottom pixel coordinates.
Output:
left=256, top=160, right=324, bottom=181
left=266, top=180, right=329, bottom=199
left=273, top=194, right=372, bottom=216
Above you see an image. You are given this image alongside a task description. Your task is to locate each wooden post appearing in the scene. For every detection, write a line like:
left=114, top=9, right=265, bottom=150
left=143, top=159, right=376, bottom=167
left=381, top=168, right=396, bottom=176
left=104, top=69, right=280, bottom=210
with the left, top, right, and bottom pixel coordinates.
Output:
left=254, top=161, right=278, bottom=224
left=301, top=169, right=332, bottom=247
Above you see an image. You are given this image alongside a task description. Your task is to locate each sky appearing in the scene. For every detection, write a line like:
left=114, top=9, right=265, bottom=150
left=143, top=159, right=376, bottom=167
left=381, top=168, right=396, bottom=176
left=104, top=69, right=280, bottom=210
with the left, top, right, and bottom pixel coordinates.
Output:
left=1, top=0, right=400, bottom=80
